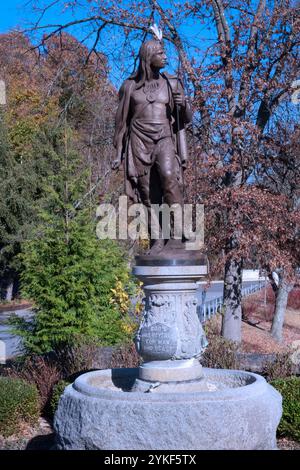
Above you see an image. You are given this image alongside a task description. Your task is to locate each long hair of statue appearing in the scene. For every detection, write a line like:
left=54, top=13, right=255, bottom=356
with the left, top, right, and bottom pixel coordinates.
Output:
left=131, top=39, right=162, bottom=89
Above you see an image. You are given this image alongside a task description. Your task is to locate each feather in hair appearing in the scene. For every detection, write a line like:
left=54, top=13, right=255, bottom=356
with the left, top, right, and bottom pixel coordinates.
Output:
left=150, top=23, right=163, bottom=41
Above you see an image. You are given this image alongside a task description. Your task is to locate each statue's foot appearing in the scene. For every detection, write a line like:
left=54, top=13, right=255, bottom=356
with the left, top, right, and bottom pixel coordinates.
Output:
left=148, top=239, right=165, bottom=255
left=164, top=239, right=185, bottom=251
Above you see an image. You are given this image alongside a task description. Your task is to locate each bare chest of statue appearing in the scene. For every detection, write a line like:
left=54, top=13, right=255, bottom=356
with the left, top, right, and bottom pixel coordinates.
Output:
left=130, top=77, right=170, bottom=121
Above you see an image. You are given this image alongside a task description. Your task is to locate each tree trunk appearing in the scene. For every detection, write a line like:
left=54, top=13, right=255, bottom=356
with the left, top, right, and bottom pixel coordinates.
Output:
left=5, top=280, right=14, bottom=302
left=271, top=272, right=293, bottom=342
left=221, top=257, right=243, bottom=342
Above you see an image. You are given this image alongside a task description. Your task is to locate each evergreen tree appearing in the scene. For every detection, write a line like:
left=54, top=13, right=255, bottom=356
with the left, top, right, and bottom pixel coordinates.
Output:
left=11, top=122, right=137, bottom=353
left=0, top=111, right=58, bottom=299
left=0, top=110, right=36, bottom=298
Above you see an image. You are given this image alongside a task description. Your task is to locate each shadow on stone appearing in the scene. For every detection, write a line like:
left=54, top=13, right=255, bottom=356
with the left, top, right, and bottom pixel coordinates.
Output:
left=25, top=433, right=56, bottom=450
left=111, top=367, right=139, bottom=391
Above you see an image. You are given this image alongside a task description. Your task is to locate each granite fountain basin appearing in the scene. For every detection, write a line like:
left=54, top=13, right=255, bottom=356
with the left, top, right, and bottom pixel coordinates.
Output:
left=54, top=367, right=282, bottom=450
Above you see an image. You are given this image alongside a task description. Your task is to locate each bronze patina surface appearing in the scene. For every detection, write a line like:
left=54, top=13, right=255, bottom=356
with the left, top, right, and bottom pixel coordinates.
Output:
left=113, top=39, right=192, bottom=255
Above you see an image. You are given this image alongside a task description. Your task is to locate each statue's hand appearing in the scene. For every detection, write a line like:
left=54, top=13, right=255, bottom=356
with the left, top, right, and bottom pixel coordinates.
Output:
left=173, top=91, right=184, bottom=107
left=111, top=154, right=122, bottom=170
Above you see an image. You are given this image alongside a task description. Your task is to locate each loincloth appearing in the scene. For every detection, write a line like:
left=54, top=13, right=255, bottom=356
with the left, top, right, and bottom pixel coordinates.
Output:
left=127, top=119, right=173, bottom=178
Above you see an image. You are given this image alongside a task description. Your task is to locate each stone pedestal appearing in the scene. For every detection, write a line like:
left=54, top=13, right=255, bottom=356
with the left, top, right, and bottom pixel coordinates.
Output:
left=54, top=368, right=282, bottom=450
left=54, top=251, right=283, bottom=450
left=133, top=254, right=208, bottom=383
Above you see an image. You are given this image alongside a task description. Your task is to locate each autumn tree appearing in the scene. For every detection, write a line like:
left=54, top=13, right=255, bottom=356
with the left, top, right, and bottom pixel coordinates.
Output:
left=16, top=0, right=300, bottom=342
left=260, top=123, right=300, bottom=341
left=38, top=33, right=117, bottom=199
left=0, top=31, right=119, bottom=298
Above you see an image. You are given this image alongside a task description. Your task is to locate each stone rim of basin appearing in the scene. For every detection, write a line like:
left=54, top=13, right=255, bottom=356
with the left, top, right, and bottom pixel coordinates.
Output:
left=71, top=367, right=273, bottom=402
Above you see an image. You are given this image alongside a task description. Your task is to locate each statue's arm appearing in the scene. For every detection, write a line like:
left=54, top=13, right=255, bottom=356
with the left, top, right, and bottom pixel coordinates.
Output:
left=165, top=73, right=192, bottom=125
left=113, top=80, right=132, bottom=159
left=176, top=80, right=192, bottom=124
left=165, top=74, right=192, bottom=164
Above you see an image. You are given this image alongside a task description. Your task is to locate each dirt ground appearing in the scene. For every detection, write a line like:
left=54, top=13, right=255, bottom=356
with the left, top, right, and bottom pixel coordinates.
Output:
left=239, top=286, right=300, bottom=354
left=210, top=305, right=300, bottom=355
left=0, top=418, right=55, bottom=450
left=277, top=437, right=300, bottom=450
left=0, top=299, right=32, bottom=312
left=242, top=308, right=300, bottom=354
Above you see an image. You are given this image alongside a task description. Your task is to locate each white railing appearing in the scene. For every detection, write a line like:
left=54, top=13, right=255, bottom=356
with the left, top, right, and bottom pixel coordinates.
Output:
left=198, top=281, right=267, bottom=323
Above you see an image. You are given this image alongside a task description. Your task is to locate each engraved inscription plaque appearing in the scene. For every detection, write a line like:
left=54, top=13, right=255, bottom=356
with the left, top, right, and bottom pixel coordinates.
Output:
left=139, top=322, right=177, bottom=361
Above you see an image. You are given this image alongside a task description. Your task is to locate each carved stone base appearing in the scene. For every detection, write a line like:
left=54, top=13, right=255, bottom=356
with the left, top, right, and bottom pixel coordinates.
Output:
left=133, top=254, right=208, bottom=382
left=139, top=358, right=203, bottom=382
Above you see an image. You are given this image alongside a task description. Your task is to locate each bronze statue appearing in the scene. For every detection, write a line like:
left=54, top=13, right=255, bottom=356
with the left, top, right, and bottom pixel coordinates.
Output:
left=113, top=37, right=192, bottom=254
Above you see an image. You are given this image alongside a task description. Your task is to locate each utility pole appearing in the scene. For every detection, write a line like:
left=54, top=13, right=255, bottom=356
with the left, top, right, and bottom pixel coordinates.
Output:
left=0, top=80, right=11, bottom=301
left=0, top=79, right=6, bottom=106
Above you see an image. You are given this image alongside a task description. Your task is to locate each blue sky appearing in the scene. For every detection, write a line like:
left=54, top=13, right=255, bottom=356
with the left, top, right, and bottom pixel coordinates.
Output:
left=0, top=0, right=80, bottom=34
left=0, top=1, right=33, bottom=32
left=0, top=1, right=215, bottom=87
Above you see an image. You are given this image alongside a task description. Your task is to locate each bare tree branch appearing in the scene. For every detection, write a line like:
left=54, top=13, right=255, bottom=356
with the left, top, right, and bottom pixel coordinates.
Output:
left=237, top=0, right=266, bottom=116
left=211, top=0, right=235, bottom=114
left=85, top=23, right=107, bottom=65
left=149, top=0, right=211, bottom=134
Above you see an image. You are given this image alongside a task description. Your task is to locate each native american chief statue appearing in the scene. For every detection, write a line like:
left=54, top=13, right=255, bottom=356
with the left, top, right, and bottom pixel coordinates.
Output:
left=113, top=30, right=192, bottom=255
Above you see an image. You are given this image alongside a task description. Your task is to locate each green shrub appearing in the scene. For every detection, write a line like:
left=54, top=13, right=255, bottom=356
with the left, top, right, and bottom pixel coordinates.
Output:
left=271, top=376, right=300, bottom=441
left=201, top=335, right=240, bottom=369
left=110, top=342, right=141, bottom=369
left=0, top=377, right=40, bottom=437
left=11, top=231, right=139, bottom=354
left=4, top=355, right=62, bottom=410
left=201, top=315, right=240, bottom=369
left=262, top=352, right=293, bottom=381
left=53, top=336, right=102, bottom=377
left=50, top=380, right=70, bottom=417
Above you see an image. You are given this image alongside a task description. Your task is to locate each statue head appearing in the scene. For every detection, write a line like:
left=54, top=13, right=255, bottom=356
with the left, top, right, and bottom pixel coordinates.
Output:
left=133, top=39, right=167, bottom=88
